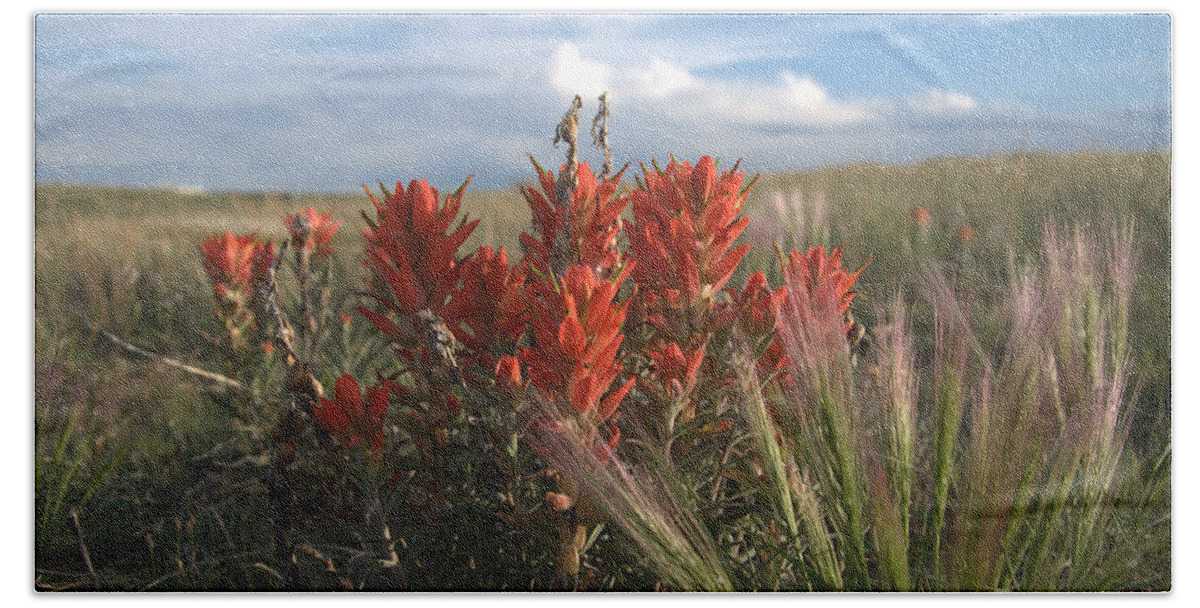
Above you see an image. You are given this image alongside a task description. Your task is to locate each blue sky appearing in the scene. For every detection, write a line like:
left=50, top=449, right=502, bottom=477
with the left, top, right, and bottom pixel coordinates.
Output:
left=33, top=12, right=1171, bottom=192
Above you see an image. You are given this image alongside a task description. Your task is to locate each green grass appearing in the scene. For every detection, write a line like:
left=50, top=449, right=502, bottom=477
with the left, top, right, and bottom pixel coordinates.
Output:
left=33, top=149, right=1170, bottom=591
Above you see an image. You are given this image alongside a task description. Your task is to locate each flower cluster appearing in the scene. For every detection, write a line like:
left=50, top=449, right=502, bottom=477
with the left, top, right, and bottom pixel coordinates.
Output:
left=628, top=156, right=754, bottom=330
left=776, top=244, right=866, bottom=371
left=441, top=246, right=528, bottom=375
left=200, top=231, right=277, bottom=349
left=519, top=160, right=629, bottom=278
left=201, top=231, right=277, bottom=297
left=626, top=156, right=757, bottom=421
left=359, top=178, right=479, bottom=348
left=521, top=264, right=636, bottom=457
left=284, top=207, right=342, bottom=258
left=312, top=374, right=391, bottom=462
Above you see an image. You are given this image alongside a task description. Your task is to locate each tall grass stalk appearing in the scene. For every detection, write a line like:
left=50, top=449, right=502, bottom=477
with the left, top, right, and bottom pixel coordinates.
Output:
left=931, top=224, right=1140, bottom=590
left=528, top=401, right=733, bottom=592
left=772, top=277, right=872, bottom=589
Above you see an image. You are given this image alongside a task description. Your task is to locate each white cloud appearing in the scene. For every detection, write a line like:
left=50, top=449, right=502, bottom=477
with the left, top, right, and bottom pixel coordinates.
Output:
left=551, top=43, right=613, bottom=98
left=905, top=89, right=979, bottom=115
left=549, top=44, right=876, bottom=129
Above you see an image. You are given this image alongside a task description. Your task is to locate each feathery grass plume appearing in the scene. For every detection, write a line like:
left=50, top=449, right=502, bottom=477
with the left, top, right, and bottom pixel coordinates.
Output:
left=855, top=294, right=917, bottom=591
left=927, top=224, right=1143, bottom=590
left=865, top=295, right=917, bottom=541
left=920, top=272, right=973, bottom=583
left=772, top=244, right=872, bottom=589
left=728, top=334, right=844, bottom=590
left=526, top=397, right=733, bottom=591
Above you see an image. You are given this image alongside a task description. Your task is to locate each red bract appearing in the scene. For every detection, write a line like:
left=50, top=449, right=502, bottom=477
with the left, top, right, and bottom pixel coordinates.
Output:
left=361, top=178, right=479, bottom=321
left=441, top=246, right=528, bottom=373
left=284, top=207, right=341, bottom=257
left=494, top=355, right=524, bottom=394
left=775, top=245, right=867, bottom=371
left=628, top=155, right=756, bottom=307
left=519, top=159, right=629, bottom=277
left=313, top=374, right=391, bottom=461
left=779, top=245, right=864, bottom=326
left=641, top=341, right=707, bottom=404
left=732, top=271, right=790, bottom=376
left=200, top=231, right=276, bottom=293
left=521, top=264, right=636, bottom=427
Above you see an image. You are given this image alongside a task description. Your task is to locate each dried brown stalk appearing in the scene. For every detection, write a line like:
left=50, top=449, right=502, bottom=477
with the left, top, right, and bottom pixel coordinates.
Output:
left=551, top=95, right=583, bottom=276
left=590, top=91, right=613, bottom=181
left=68, top=306, right=249, bottom=392
left=69, top=507, right=100, bottom=589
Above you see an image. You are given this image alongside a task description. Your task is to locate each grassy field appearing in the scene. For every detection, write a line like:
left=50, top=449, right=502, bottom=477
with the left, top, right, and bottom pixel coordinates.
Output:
left=33, top=149, right=1170, bottom=591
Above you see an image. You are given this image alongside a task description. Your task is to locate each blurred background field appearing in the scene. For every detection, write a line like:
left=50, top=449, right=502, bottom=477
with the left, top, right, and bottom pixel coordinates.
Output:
left=33, top=149, right=1171, bottom=590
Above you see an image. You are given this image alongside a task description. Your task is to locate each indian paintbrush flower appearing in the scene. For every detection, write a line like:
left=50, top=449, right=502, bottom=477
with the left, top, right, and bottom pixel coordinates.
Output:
left=312, top=374, right=391, bottom=462
left=201, top=231, right=276, bottom=294
left=441, top=246, right=529, bottom=375
left=519, top=159, right=629, bottom=278
left=521, top=264, right=635, bottom=448
left=284, top=207, right=342, bottom=258
left=200, top=232, right=276, bottom=350
left=360, top=177, right=479, bottom=331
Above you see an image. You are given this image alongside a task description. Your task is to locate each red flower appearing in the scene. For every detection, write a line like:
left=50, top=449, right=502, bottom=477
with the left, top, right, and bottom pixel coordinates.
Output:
left=775, top=245, right=867, bottom=372
left=284, top=207, right=341, bottom=257
left=339, top=313, right=353, bottom=326
left=628, top=155, right=756, bottom=307
left=494, top=355, right=524, bottom=394
left=521, top=264, right=635, bottom=426
left=200, top=231, right=276, bottom=293
left=732, top=271, right=790, bottom=376
left=519, top=159, right=628, bottom=277
left=956, top=225, right=977, bottom=242
left=779, top=245, right=864, bottom=324
left=313, top=374, right=391, bottom=461
left=360, top=177, right=479, bottom=340
left=642, top=341, right=707, bottom=403
left=362, top=177, right=478, bottom=316
left=913, top=206, right=932, bottom=228
left=441, top=246, right=528, bottom=372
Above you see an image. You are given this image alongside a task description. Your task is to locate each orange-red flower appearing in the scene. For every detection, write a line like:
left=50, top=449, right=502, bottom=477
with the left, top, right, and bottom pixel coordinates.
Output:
left=519, top=159, right=629, bottom=277
left=956, top=225, right=977, bottom=242
left=913, top=206, right=932, bottom=228
left=775, top=245, right=867, bottom=373
left=494, top=355, right=524, bottom=394
left=284, top=207, right=341, bottom=257
left=200, top=231, right=276, bottom=293
left=779, top=245, right=864, bottom=325
left=732, top=271, right=790, bottom=376
left=359, top=177, right=479, bottom=341
left=628, top=156, right=755, bottom=307
left=441, top=246, right=528, bottom=373
left=640, top=341, right=707, bottom=404
left=313, top=374, right=391, bottom=461
left=521, top=264, right=635, bottom=426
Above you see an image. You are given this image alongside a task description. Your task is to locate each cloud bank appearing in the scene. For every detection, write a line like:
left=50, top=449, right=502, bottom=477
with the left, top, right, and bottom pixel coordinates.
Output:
left=34, top=13, right=1170, bottom=192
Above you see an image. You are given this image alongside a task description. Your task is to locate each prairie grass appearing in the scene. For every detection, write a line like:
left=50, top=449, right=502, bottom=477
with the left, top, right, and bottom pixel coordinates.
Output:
left=33, top=150, right=1169, bottom=591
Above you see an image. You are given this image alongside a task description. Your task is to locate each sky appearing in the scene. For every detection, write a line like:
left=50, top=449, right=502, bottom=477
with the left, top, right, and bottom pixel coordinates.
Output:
left=33, top=12, right=1171, bottom=192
